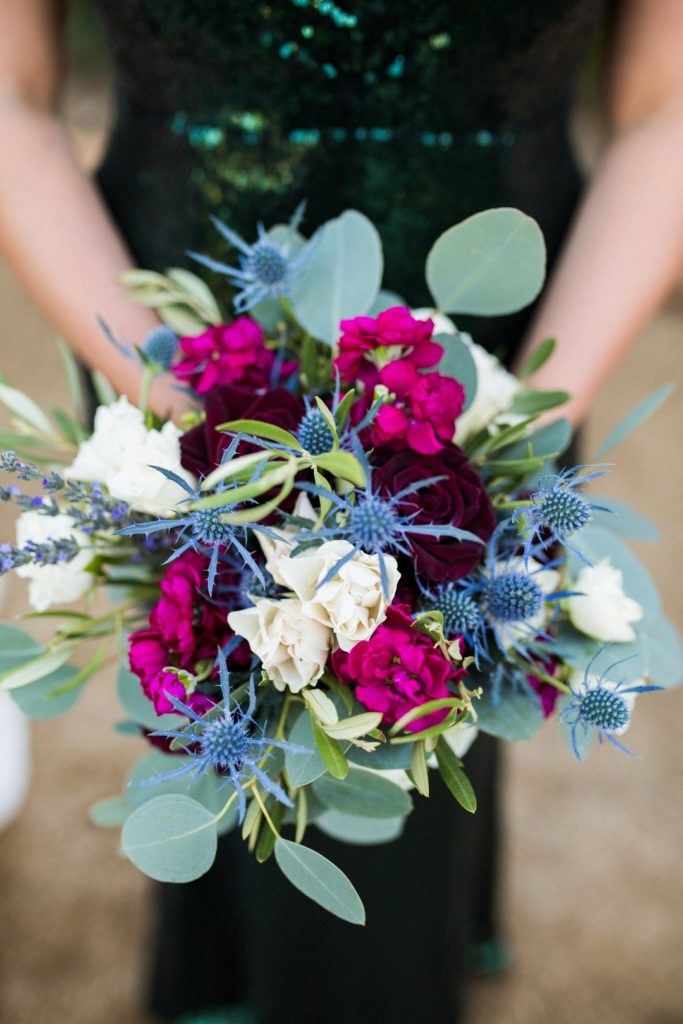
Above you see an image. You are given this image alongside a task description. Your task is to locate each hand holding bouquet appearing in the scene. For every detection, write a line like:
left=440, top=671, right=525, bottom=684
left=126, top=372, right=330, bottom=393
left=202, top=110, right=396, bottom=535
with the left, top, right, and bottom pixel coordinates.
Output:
left=1, top=205, right=679, bottom=924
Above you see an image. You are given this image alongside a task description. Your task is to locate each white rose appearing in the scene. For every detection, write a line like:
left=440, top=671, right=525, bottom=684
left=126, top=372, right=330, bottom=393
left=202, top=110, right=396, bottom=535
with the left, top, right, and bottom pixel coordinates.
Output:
left=411, top=311, right=520, bottom=443
left=228, top=598, right=330, bottom=693
left=567, top=559, right=643, bottom=642
left=275, top=539, right=399, bottom=652
left=65, top=396, right=195, bottom=516
left=15, top=511, right=93, bottom=612
left=255, top=492, right=317, bottom=586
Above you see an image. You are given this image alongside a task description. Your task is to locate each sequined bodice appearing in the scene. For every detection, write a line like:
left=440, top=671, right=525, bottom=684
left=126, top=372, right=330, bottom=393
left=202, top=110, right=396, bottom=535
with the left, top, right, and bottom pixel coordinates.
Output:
left=95, top=0, right=607, bottom=348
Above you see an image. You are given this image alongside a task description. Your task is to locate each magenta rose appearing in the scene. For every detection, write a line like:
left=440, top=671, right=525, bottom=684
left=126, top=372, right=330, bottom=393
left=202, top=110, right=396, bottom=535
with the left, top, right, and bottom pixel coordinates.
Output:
left=371, top=361, right=465, bottom=454
left=180, top=385, right=305, bottom=477
left=128, top=628, right=216, bottom=716
left=333, top=306, right=443, bottom=387
left=331, top=603, right=465, bottom=732
left=372, top=445, right=496, bottom=582
left=172, top=318, right=279, bottom=394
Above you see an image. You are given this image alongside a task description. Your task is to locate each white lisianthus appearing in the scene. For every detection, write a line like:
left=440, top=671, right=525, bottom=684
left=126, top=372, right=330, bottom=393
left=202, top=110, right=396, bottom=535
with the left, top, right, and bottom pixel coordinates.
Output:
left=64, top=396, right=195, bottom=516
left=228, top=598, right=330, bottom=693
left=567, top=559, right=643, bottom=642
left=275, top=539, right=400, bottom=652
left=255, top=493, right=316, bottom=587
left=411, top=310, right=521, bottom=444
left=15, top=511, right=93, bottom=612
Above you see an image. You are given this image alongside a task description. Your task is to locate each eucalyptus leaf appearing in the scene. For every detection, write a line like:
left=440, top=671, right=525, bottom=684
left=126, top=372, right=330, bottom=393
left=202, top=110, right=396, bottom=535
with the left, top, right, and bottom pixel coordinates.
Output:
left=367, top=289, right=404, bottom=316
left=121, top=794, right=218, bottom=883
left=496, top=418, right=572, bottom=461
left=313, top=767, right=412, bottom=819
left=286, top=711, right=327, bottom=787
left=0, top=647, right=73, bottom=691
left=347, top=742, right=413, bottom=770
left=89, top=795, right=131, bottom=829
left=509, top=389, right=569, bottom=416
left=426, top=208, right=546, bottom=316
left=290, top=210, right=383, bottom=345
left=0, top=381, right=53, bottom=433
left=274, top=837, right=366, bottom=924
left=594, top=382, right=675, bottom=457
left=589, top=496, right=660, bottom=542
left=569, top=526, right=661, bottom=618
left=435, top=738, right=476, bottom=812
left=476, top=688, right=544, bottom=741
left=312, top=718, right=349, bottom=780
left=437, top=334, right=478, bottom=412
left=0, top=623, right=44, bottom=668
left=518, top=337, right=556, bottom=379
left=9, top=664, right=84, bottom=719
left=315, top=809, right=406, bottom=846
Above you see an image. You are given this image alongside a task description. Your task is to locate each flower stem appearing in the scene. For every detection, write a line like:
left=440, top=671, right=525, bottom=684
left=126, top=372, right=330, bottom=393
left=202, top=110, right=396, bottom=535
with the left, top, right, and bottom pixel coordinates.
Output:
left=252, top=785, right=280, bottom=838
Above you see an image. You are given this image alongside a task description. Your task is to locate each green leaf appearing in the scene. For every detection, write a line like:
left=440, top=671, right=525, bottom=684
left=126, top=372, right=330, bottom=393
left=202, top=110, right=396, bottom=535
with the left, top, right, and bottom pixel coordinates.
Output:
left=367, top=289, right=404, bottom=316
left=0, top=623, right=44, bottom=668
left=286, top=711, right=327, bottom=787
left=0, top=647, right=73, bottom=691
left=89, top=795, right=131, bottom=829
left=158, top=304, right=206, bottom=336
left=313, top=767, right=412, bottom=819
left=496, top=418, right=572, bottom=461
left=121, top=794, right=218, bottom=883
left=476, top=688, right=544, bottom=741
left=0, top=381, right=53, bottom=433
left=256, top=801, right=285, bottom=864
left=437, top=334, right=478, bottom=412
left=435, top=738, right=477, bottom=812
left=166, top=267, right=222, bottom=322
left=645, top=615, right=683, bottom=687
left=91, top=371, right=117, bottom=407
left=315, top=809, right=406, bottom=846
left=313, top=451, right=366, bottom=487
left=57, top=340, right=85, bottom=430
left=274, top=837, right=366, bottom=924
left=569, top=525, right=661, bottom=618
left=411, top=741, right=430, bottom=797
left=594, top=382, right=676, bottom=457
left=9, top=664, right=84, bottom=719
left=509, top=389, right=569, bottom=416
left=518, top=337, right=556, bottom=379
left=589, top=495, right=660, bottom=542
left=426, top=208, right=546, bottom=316
left=322, top=712, right=383, bottom=741
left=290, top=210, right=383, bottom=345
left=216, top=419, right=299, bottom=449
left=347, top=742, right=413, bottom=770
left=312, top=717, right=349, bottom=780
left=486, top=455, right=549, bottom=475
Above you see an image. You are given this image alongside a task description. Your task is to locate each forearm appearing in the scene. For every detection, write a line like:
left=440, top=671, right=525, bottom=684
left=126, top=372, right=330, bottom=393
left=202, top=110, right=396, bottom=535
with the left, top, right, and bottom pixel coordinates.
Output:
left=515, top=103, right=683, bottom=426
left=0, top=101, right=186, bottom=419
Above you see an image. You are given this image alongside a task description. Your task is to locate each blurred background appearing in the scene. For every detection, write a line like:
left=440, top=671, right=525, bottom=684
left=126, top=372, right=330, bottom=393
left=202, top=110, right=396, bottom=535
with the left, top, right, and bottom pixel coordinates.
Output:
left=0, top=5, right=681, bottom=1023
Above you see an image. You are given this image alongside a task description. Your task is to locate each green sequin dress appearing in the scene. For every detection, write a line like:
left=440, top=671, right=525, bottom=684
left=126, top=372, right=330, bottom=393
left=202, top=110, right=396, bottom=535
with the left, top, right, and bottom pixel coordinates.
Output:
left=93, top=2, right=607, bottom=1021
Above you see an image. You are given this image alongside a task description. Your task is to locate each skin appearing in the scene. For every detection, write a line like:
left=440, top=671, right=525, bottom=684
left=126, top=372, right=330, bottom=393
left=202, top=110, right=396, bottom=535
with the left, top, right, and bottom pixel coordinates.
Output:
left=1, top=1, right=682, bottom=426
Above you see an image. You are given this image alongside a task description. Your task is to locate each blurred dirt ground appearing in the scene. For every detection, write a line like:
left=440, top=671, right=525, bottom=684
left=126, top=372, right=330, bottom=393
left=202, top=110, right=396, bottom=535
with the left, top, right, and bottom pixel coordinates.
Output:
left=0, top=69, right=682, bottom=1024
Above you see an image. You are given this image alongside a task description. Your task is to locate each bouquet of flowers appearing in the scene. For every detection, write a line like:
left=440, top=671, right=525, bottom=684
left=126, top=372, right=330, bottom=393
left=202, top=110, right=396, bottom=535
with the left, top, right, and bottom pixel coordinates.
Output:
left=1, top=204, right=680, bottom=924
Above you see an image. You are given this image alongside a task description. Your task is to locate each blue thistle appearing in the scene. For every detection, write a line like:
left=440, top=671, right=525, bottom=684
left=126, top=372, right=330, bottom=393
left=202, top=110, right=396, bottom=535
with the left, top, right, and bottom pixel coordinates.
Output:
left=140, top=651, right=307, bottom=821
left=140, top=326, right=179, bottom=369
left=561, top=650, right=662, bottom=760
left=297, top=406, right=336, bottom=456
left=514, top=465, right=611, bottom=565
left=419, top=579, right=488, bottom=666
left=188, top=203, right=317, bottom=312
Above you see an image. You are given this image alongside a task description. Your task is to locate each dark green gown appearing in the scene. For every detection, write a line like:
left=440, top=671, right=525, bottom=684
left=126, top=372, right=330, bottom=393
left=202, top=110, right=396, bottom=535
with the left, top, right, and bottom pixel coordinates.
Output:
left=92, top=2, right=607, bottom=1020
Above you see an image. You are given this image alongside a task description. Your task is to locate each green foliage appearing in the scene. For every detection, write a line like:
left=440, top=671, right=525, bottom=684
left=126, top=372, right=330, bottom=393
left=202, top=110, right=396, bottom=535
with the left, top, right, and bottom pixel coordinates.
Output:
left=346, top=742, right=413, bottom=771
left=290, top=210, right=383, bottom=345
left=475, top=687, right=544, bottom=741
left=88, top=795, right=131, bottom=829
left=285, top=711, right=328, bottom=788
left=518, top=337, right=556, bottom=379
left=437, top=334, right=478, bottom=412
left=594, top=382, right=675, bottom=457
left=426, top=208, right=546, bottom=316
left=311, top=717, right=349, bottom=780
left=496, top=418, right=572, bottom=461
left=434, top=737, right=477, bottom=812
left=121, top=794, right=218, bottom=883
left=9, top=665, right=85, bottom=719
left=508, top=389, right=570, bottom=416
left=120, top=266, right=222, bottom=335
left=0, top=381, right=53, bottom=434
left=274, top=837, right=366, bottom=924
left=315, top=809, right=406, bottom=846
left=589, top=496, right=660, bottom=542
left=313, top=768, right=412, bottom=819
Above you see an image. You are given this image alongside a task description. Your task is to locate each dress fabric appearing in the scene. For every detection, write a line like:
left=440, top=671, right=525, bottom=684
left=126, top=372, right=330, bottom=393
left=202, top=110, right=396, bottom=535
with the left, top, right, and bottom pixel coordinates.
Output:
left=92, top=2, right=606, bottom=1021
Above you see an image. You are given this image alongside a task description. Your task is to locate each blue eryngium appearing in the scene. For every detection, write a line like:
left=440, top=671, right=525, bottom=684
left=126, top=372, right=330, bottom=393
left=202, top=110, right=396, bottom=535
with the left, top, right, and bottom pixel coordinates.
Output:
left=561, top=651, right=662, bottom=760
left=142, top=650, right=306, bottom=821
left=513, top=465, right=610, bottom=565
left=140, top=325, right=179, bottom=369
left=188, top=203, right=316, bottom=312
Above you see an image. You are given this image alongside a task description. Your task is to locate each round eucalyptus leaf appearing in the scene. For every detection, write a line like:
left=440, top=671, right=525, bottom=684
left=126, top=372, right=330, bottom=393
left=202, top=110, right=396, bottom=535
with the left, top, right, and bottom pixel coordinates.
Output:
left=315, top=809, right=406, bottom=846
left=437, top=333, right=478, bottom=412
left=426, top=208, right=546, bottom=316
left=285, top=710, right=326, bottom=788
left=121, top=794, right=218, bottom=883
left=89, top=795, right=131, bottom=829
left=9, top=665, right=84, bottom=719
left=290, top=209, right=383, bottom=345
left=313, top=767, right=412, bottom=819
left=367, top=289, right=405, bottom=316
left=476, top=689, right=544, bottom=741
left=0, top=623, right=44, bottom=670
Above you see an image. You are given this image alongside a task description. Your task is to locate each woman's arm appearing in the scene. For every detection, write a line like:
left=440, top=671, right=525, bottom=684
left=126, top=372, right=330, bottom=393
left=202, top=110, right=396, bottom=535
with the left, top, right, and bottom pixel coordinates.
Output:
left=514, top=0, right=683, bottom=426
left=0, top=0, right=191, bottom=421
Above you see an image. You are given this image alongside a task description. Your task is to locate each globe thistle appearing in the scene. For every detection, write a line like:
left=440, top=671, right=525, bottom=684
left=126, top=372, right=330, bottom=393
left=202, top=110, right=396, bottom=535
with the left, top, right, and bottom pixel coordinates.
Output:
left=140, top=326, right=179, bottom=369
left=514, top=465, right=610, bottom=565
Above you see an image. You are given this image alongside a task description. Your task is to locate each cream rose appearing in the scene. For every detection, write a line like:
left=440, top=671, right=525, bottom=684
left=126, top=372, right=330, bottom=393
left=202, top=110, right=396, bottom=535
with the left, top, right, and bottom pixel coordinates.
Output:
left=255, top=493, right=317, bottom=586
left=15, top=510, right=93, bottom=612
left=228, top=598, right=330, bottom=693
left=275, top=540, right=399, bottom=652
left=64, top=396, right=195, bottom=516
left=567, top=559, right=643, bottom=642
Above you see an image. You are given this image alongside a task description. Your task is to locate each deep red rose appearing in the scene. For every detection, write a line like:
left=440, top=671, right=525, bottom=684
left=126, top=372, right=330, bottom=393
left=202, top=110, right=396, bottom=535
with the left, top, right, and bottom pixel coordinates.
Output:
left=527, top=657, right=561, bottom=718
left=372, top=445, right=496, bottom=582
left=180, top=385, right=305, bottom=477
left=331, top=603, right=466, bottom=732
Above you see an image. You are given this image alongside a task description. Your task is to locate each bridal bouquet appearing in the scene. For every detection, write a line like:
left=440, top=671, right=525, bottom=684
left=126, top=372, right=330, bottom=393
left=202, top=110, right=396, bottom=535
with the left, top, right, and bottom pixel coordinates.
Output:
left=1, top=205, right=680, bottom=923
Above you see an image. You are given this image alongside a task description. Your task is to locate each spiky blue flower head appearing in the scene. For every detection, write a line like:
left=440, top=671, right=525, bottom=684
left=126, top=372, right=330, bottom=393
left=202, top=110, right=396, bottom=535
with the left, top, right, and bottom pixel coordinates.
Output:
left=141, top=650, right=307, bottom=821
left=140, top=326, right=179, bottom=369
left=428, top=583, right=482, bottom=636
left=188, top=202, right=316, bottom=313
left=561, top=650, right=663, bottom=760
left=513, top=465, right=611, bottom=565
left=297, top=406, right=336, bottom=456
left=483, top=571, right=544, bottom=623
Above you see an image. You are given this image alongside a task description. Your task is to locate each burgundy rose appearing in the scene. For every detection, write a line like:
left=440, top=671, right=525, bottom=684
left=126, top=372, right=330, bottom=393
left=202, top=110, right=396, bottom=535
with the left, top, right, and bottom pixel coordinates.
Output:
left=372, top=445, right=496, bottom=582
left=333, top=306, right=443, bottom=388
left=180, top=385, right=305, bottom=477
left=331, top=603, right=466, bottom=732
left=527, top=657, right=561, bottom=718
